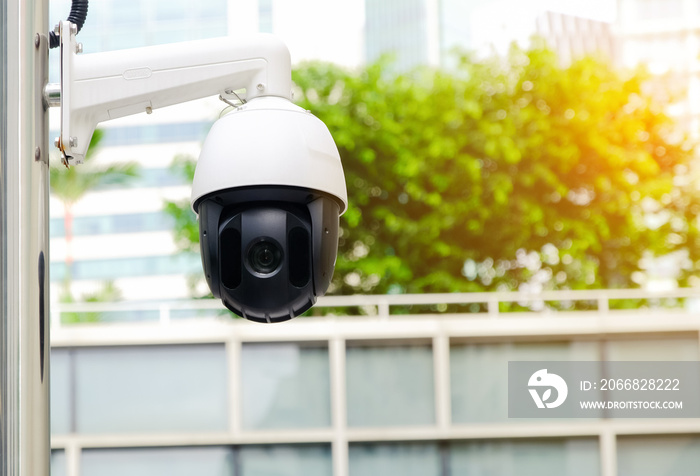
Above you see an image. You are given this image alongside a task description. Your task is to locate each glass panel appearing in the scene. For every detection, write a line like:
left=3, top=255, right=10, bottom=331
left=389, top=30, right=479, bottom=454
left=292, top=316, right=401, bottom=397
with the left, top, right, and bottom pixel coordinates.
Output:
left=450, top=341, right=599, bottom=423
left=50, top=211, right=176, bottom=238
left=618, top=435, right=700, bottom=476
left=605, top=337, right=698, bottom=361
left=450, top=439, right=600, bottom=476
left=346, top=343, right=434, bottom=427
left=193, top=0, right=225, bottom=18
left=82, top=447, right=233, bottom=476
left=258, top=0, right=274, bottom=33
left=239, top=445, right=332, bottom=476
left=50, top=349, right=72, bottom=434
left=111, top=0, right=142, bottom=25
left=349, top=442, right=441, bottom=476
left=241, top=343, right=330, bottom=429
left=74, top=345, right=228, bottom=433
left=152, top=0, right=188, bottom=21
left=51, top=253, right=202, bottom=282
left=51, top=450, right=67, bottom=476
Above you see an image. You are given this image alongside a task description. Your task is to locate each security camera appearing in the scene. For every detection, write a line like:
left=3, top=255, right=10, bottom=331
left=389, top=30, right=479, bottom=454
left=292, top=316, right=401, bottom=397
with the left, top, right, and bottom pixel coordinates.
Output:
left=192, top=97, right=347, bottom=322
left=50, top=22, right=347, bottom=321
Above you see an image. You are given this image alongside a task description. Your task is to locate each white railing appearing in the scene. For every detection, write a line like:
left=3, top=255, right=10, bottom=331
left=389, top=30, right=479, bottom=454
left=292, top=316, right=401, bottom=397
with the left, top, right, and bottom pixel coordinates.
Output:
left=51, top=287, right=700, bottom=329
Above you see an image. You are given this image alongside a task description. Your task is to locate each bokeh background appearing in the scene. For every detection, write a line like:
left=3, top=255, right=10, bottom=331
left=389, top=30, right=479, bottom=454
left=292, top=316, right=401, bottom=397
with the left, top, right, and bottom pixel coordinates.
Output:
left=47, top=1, right=700, bottom=475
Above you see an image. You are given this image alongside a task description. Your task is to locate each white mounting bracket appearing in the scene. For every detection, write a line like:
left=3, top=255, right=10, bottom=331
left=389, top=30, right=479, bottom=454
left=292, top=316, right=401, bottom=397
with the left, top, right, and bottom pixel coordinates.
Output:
left=55, top=21, right=292, bottom=165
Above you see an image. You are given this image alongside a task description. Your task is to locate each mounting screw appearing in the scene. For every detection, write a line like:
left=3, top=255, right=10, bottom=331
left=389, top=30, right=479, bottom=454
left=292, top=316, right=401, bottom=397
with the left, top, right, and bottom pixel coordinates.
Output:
left=75, top=43, right=83, bottom=54
left=34, top=147, right=41, bottom=162
left=70, top=23, right=77, bottom=36
left=34, top=34, right=40, bottom=48
left=145, top=106, right=153, bottom=114
left=256, top=83, right=265, bottom=91
left=69, top=137, right=78, bottom=148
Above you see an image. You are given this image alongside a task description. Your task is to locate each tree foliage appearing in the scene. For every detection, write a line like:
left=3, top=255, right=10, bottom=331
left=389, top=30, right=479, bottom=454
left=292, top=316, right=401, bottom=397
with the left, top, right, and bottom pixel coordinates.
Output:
left=163, top=154, right=200, bottom=254
left=167, top=43, right=700, bottom=296
left=50, top=130, right=140, bottom=206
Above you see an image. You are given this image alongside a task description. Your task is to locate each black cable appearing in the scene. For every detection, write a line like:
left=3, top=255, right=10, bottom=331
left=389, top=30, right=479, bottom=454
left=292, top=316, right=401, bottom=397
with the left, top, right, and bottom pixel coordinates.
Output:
left=49, top=0, right=89, bottom=49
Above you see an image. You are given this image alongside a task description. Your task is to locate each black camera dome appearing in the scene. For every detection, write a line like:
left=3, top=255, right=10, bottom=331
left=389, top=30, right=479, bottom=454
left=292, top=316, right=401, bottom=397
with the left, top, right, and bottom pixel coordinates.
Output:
left=196, top=186, right=340, bottom=323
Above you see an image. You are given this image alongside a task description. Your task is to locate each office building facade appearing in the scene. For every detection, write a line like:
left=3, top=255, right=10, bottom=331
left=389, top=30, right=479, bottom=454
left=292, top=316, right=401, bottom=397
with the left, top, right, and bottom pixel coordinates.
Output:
left=50, top=291, right=700, bottom=476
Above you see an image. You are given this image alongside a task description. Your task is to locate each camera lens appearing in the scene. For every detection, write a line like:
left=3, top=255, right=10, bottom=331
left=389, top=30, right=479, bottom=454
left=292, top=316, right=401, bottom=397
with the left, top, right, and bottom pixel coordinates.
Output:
left=247, top=240, right=283, bottom=274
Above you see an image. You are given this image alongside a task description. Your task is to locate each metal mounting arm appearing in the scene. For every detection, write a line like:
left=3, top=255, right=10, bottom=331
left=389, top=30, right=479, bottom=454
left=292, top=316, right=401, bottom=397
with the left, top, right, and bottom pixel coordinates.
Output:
left=54, top=20, right=292, bottom=164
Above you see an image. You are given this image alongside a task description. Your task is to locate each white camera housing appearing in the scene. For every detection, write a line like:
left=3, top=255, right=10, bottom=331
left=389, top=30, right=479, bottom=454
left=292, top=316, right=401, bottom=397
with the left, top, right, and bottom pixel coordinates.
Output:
left=53, top=21, right=347, bottom=322
left=191, top=97, right=347, bottom=212
left=192, top=97, right=347, bottom=322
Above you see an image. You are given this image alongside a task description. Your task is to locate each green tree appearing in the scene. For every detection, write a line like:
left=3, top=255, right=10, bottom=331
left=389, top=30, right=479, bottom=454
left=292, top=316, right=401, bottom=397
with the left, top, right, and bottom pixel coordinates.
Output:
left=293, top=45, right=698, bottom=295
left=50, top=129, right=140, bottom=295
left=165, top=43, right=699, bottom=297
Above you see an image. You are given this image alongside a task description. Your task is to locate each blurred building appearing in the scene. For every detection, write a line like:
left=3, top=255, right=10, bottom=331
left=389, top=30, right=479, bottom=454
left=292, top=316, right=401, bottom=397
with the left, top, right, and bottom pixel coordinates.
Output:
left=364, top=0, right=617, bottom=70
left=535, top=11, right=618, bottom=66
left=47, top=0, right=229, bottom=304
left=364, top=0, right=442, bottom=70
left=363, top=0, right=502, bottom=69
left=616, top=0, right=700, bottom=136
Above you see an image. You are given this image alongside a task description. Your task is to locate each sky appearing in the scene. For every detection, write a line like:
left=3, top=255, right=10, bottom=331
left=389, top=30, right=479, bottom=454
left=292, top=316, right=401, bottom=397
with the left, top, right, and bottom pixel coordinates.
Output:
left=546, top=0, right=617, bottom=22
left=273, top=0, right=619, bottom=67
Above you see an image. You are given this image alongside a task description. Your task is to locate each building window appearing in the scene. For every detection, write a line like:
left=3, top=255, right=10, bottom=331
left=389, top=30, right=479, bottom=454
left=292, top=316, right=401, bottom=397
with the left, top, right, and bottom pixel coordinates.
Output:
left=258, top=0, right=273, bottom=33
left=450, top=439, right=600, bottom=475
left=51, top=450, right=67, bottom=476
left=346, top=341, right=435, bottom=427
left=50, top=253, right=202, bottom=281
left=81, top=447, right=234, bottom=476
left=50, top=211, right=177, bottom=238
left=617, top=435, right=700, bottom=476
left=349, top=442, right=441, bottom=476
left=604, top=336, right=699, bottom=361
left=238, top=445, right=332, bottom=476
left=450, top=341, right=599, bottom=423
left=51, top=345, right=228, bottom=434
left=241, top=343, right=331, bottom=429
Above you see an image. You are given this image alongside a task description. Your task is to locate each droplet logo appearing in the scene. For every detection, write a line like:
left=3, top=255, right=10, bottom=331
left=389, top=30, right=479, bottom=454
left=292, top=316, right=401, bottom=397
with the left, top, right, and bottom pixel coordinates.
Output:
left=528, top=369, right=568, bottom=409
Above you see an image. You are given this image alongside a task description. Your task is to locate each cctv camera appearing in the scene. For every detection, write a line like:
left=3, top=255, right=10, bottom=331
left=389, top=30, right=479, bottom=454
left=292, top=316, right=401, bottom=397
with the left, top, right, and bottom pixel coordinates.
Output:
left=191, top=97, right=348, bottom=323
left=51, top=26, right=347, bottom=320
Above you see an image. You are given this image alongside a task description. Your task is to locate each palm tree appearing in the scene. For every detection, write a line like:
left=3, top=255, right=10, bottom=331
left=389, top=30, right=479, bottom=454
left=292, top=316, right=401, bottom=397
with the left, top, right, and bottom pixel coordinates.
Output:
left=50, top=129, right=140, bottom=292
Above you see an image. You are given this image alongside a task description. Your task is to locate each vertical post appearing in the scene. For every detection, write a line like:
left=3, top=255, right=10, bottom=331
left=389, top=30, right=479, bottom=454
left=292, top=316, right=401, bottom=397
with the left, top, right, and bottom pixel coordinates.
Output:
left=329, top=338, right=348, bottom=476
left=432, top=335, right=451, bottom=433
left=226, top=337, right=242, bottom=437
left=599, top=429, right=618, bottom=476
left=1, top=0, right=51, bottom=473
